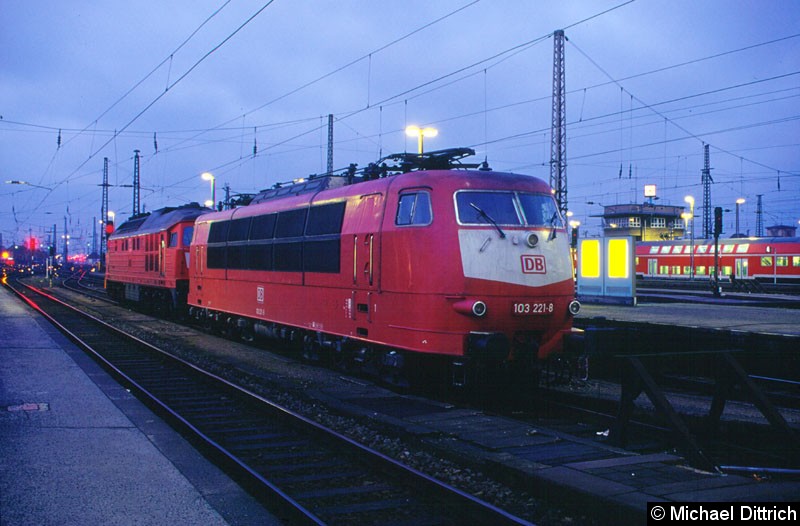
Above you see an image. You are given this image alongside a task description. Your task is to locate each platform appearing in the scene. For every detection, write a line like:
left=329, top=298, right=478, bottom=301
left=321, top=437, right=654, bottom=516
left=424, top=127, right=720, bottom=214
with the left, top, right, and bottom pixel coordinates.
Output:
left=0, top=285, right=280, bottom=526
left=577, top=300, right=800, bottom=337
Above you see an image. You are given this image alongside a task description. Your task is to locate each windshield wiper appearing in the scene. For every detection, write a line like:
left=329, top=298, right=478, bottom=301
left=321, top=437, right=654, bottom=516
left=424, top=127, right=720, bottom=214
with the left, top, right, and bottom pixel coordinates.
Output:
left=548, top=211, right=559, bottom=241
left=470, top=202, right=506, bottom=239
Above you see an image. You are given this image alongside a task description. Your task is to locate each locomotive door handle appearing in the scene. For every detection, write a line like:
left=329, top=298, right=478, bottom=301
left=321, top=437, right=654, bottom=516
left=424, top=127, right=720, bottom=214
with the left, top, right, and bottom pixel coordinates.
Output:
left=353, top=235, right=358, bottom=284
left=368, top=234, right=374, bottom=286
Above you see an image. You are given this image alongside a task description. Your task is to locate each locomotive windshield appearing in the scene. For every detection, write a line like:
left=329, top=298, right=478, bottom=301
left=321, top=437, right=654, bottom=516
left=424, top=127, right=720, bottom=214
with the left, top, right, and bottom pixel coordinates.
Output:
left=455, top=191, right=563, bottom=228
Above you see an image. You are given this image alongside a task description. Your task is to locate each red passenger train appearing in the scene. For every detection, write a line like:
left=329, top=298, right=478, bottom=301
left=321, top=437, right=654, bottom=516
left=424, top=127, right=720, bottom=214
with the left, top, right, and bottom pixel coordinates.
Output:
left=108, top=149, right=581, bottom=385
left=636, top=237, right=800, bottom=283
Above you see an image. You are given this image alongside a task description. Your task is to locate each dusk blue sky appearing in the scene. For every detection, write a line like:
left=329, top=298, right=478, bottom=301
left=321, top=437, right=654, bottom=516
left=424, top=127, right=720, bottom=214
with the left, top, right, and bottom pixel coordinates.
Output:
left=2, top=0, right=798, bottom=251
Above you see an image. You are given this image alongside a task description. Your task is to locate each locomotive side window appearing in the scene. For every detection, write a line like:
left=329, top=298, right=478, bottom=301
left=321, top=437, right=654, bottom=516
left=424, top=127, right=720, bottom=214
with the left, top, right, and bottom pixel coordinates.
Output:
left=207, top=246, right=226, bottom=269
left=306, top=202, right=346, bottom=235
left=168, top=232, right=178, bottom=247
left=274, top=208, right=307, bottom=272
left=304, top=201, right=345, bottom=273
left=182, top=226, right=194, bottom=247
left=250, top=214, right=276, bottom=240
left=275, top=209, right=307, bottom=238
left=227, top=217, right=251, bottom=241
left=396, top=192, right=432, bottom=226
left=208, top=221, right=229, bottom=243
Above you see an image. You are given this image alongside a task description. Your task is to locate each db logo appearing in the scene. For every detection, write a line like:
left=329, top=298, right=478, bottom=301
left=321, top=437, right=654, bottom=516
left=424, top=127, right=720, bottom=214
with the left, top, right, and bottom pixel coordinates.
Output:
left=521, top=254, right=546, bottom=274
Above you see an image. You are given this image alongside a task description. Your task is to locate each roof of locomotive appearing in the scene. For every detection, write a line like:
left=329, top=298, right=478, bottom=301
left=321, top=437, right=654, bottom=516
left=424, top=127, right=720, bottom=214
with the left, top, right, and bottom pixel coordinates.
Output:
left=111, top=203, right=211, bottom=239
left=196, top=147, right=552, bottom=224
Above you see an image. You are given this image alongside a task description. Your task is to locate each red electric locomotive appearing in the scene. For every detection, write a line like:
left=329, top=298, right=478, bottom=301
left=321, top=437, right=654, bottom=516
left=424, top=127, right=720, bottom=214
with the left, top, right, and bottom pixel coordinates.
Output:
left=187, top=148, right=580, bottom=385
left=636, top=237, right=800, bottom=284
left=106, top=203, right=210, bottom=311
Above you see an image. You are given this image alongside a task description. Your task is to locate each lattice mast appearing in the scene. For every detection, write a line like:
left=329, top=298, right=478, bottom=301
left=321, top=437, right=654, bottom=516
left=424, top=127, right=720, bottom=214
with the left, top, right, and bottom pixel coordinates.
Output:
left=756, top=194, right=764, bottom=237
left=701, top=144, right=713, bottom=239
left=100, top=157, right=109, bottom=261
left=550, top=30, right=568, bottom=219
left=133, top=149, right=141, bottom=216
left=327, top=114, right=334, bottom=175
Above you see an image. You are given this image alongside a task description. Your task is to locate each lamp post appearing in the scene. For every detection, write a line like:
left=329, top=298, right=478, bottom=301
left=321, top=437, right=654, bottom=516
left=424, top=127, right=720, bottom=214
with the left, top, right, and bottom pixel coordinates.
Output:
left=405, top=126, right=438, bottom=155
left=201, top=172, right=216, bottom=209
left=684, top=195, right=695, bottom=279
left=735, top=198, right=745, bottom=236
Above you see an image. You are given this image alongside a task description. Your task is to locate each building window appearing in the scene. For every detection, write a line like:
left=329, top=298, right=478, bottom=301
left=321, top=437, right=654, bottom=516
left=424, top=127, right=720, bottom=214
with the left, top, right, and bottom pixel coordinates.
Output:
left=650, top=217, right=666, bottom=228
left=628, top=217, right=641, bottom=227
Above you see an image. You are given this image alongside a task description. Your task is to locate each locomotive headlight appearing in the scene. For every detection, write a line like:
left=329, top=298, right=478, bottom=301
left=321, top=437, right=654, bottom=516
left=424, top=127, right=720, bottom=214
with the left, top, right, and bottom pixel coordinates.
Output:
left=526, top=232, right=539, bottom=248
left=568, top=300, right=581, bottom=316
left=453, top=299, right=488, bottom=317
left=471, top=300, right=487, bottom=317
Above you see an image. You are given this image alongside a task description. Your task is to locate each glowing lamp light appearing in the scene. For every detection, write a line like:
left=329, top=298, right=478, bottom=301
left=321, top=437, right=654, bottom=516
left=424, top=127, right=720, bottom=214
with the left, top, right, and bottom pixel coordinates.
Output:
left=405, top=125, right=438, bottom=155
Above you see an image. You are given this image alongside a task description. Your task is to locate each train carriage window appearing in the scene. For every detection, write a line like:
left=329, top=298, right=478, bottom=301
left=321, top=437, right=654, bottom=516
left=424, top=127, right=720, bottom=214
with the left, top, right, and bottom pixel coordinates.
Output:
left=182, top=226, right=194, bottom=247
left=518, top=193, right=561, bottom=227
left=275, top=209, right=307, bottom=238
left=456, top=191, right=520, bottom=225
left=735, top=244, right=749, bottom=253
left=208, top=221, right=229, bottom=243
left=697, top=245, right=709, bottom=254
left=761, top=256, right=773, bottom=267
left=793, top=256, right=800, bottom=267
left=649, top=246, right=660, bottom=254
left=306, top=202, right=346, bottom=235
left=227, top=217, right=251, bottom=241
left=396, top=192, right=432, bottom=226
left=696, top=266, right=706, bottom=275
left=777, top=256, right=788, bottom=267
left=722, top=245, right=735, bottom=254
left=250, top=214, right=276, bottom=240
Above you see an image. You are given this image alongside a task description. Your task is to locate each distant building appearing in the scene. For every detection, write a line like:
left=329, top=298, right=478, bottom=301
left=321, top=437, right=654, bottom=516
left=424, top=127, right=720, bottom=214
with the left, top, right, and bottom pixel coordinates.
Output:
left=594, top=203, right=687, bottom=241
left=766, top=225, right=797, bottom=238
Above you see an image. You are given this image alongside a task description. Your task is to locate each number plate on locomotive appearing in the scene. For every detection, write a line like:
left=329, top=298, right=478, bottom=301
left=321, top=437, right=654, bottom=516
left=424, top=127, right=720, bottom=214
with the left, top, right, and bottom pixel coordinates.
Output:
left=512, top=302, right=554, bottom=315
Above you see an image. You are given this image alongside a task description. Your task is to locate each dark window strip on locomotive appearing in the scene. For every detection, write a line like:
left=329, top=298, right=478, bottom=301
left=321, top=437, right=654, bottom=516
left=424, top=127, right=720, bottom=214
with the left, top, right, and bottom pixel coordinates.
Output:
left=205, top=201, right=345, bottom=273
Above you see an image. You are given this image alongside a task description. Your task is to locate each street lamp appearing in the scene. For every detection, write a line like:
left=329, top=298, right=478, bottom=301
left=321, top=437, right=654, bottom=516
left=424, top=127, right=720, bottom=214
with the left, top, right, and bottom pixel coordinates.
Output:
left=735, top=198, right=745, bottom=236
left=684, top=195, right=695, bottom=279
left=201, top=172, right=216, bottom=209
left=405, top=126, right=438, bottom=155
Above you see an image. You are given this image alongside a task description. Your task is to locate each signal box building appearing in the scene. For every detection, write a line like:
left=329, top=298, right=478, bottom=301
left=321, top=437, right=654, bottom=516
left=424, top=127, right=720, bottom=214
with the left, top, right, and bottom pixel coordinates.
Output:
left=594, top=203, right=686, bottom=241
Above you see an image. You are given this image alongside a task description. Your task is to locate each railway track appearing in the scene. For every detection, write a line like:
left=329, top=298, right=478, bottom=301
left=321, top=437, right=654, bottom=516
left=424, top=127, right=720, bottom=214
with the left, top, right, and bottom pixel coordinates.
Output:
left=5, top=278, right=532, bottom=526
